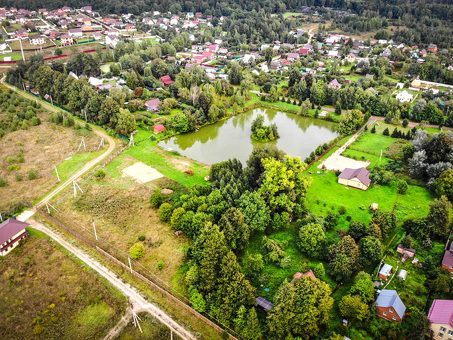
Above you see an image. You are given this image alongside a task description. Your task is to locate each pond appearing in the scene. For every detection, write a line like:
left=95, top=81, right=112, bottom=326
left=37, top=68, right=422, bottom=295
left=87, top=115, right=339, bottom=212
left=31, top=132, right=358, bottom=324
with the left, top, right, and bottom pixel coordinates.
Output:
left=158, top=108, right=340, bottom=165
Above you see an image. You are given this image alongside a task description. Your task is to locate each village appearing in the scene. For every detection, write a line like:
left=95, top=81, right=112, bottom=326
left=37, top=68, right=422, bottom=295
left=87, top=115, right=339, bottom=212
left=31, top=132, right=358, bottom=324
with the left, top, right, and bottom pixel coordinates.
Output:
left=1, top=2, right=453, bottom=340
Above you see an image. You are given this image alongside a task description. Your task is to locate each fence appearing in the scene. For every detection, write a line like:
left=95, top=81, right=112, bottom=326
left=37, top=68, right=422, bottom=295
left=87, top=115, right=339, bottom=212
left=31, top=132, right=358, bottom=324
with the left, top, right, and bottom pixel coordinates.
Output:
left=36, top=209, right=239, bottom=340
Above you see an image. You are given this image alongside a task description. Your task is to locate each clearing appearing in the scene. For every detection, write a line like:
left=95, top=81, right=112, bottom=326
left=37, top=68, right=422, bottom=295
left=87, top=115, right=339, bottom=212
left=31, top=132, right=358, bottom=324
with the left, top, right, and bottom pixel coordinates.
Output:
left=0, top=229, right=127, bottom=339
left=122, top=161, right=164, bottom=183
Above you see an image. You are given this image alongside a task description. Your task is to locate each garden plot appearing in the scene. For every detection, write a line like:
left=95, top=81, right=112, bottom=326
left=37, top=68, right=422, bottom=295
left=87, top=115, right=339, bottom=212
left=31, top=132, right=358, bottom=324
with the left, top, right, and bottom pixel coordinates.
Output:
left=122, top=162, right=164, bottom=183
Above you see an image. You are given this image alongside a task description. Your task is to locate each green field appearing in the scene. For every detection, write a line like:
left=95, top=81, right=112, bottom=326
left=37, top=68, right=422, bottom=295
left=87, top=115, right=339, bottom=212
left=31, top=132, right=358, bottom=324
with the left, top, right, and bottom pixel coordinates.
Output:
left=52, top=148, right=106, bottom=182
left=283, top=12, right=303, bottom=18
left=123, top=139, right=209, bottom=187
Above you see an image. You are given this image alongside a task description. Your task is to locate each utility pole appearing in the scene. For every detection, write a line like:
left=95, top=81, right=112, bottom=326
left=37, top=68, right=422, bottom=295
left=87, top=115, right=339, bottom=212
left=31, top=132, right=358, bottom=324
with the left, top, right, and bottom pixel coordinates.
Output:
left=128, top=256, right=133, bottom=273
left=92, top=221, right=98, bottom=240
left=73, top=180, right=83, bottom=198
left=77, top=137, right=86, bottom=152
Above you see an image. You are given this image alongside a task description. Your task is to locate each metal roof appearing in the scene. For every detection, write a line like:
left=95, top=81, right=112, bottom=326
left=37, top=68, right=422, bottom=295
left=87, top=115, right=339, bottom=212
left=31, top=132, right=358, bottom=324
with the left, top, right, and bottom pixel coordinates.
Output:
left=376, top=290, right=406, bottom=319
left=256, top=297, right=273, bottom=310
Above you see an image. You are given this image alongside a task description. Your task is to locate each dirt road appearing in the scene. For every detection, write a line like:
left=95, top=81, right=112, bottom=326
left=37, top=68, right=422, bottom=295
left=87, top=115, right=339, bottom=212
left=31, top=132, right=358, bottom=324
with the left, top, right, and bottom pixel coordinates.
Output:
left=27, top=219, right=196, bottom=339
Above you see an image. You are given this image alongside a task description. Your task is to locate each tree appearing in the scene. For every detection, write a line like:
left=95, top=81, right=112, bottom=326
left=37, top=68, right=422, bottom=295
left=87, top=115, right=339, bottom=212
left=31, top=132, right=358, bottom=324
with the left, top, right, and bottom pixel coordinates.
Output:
left=218, top=207, right=250, bottom=251
left=268, top=277, right=333, bottom=339
left=189, top=288, right=206, bottom=312
left=213, top=251, right=255, bottom=325
left=370, top=211, right=396, bottom=239
left=339, top=295, right=369, bottom=321
left=288, top=69, right=301, bottom=88
left=244, top=144, right=285, bottom=190
left=267, top=86, right=279, bottom=102
left=328, top=236, right=359, bottom=282
left=150, top=58, right=168, bottom=78
left=425, top=132, right=453, bottom=164
left=350, top=271, right=375, bottom=303
left=116, top=108, right=136, bottom=134
left=264, top=47, right=274, bottom=64
left=228, top=64, right=243, bottom=85
left=243, top=307, right=262, bottom=340
left=400, top=235, right=414, bottom=249
left=55, top=48, right=63, bottom=56
left=129, top=242, right=144, bottom=259
left=160, top=98, right=178, bottom=115
left=348, top=220, right=368, bottom=241
left=338, top=109, right=364, bottom=135
left=434, top=169, right=453, bottom=202
left=98, top=97, right=120, bottom=126
left=427, top=195, right=452, bottom=239
left=298, top=223, right=326, bottom=258
left=236, top=191, right=272, bottom=232
left=407, top=314, right=434, bottom=340
left=397, top=179, right=408, bottom=194
left=359, top=236, right=383, bottom=266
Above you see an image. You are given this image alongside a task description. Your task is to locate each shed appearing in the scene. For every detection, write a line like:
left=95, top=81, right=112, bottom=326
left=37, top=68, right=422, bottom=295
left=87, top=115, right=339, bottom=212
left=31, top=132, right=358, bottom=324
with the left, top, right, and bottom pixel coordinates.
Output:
left=153, top=124, right=165, bottom=134
left=256, top=297, right=273, bottom=311
left=398, top=269, right=407, bottom=282
left=379, top=264, right=392, bottom=280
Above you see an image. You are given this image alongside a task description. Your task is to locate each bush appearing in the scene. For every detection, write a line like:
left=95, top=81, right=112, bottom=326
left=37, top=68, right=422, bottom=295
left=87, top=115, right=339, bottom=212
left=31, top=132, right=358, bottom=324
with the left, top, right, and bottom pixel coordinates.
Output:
left=138, top=235, right=146, bottom=241
left=0, top=178, right=7, bottom=187
left=346, top=215, right=352, bottom=221
left=94, top=169, right=106, bottom=179
left=158, top=203, right=173, bottom=222
left=383, top=127, right=390, bottom=136
left=402, top=119, right=409, bottom=128
left=15, top=173, right=23, bottom=181
left=157, top=260, right=163, bottom=270
left=7, top=156, right=15, bottom=163
left=149, top=191, right=163, bottom=207
left=339, top=206, right=347, bottom=215
left=397, top=179, right=408, bottom=194
left=30, top=117, right=41, bottom=126
left=129, top=243, right=144, bottom=259
left=18, top=156, right=25, bottom=163
left=28, top=170, right=37, bottom=180
left=7, top=164, right=19, bottom=171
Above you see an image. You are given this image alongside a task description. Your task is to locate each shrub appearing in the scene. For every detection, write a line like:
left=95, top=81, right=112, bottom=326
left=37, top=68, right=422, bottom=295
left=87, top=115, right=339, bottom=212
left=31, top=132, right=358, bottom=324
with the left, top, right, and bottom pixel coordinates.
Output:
left=15, top=173, right=22, bottom=181
left=7, top=164, right=19, bottom=171
left=157, top=260, right=163, bottom=270
left=346, top=215, right=352, bottom=221
left=28, top=170, right=37, bottom=180
left=397, top=179, right=408, bottom=194
left=339, top=206, right=347, bottom=215
left=383, top=127, right=390, bottom=136
left=149, top=191, right=163, bottom=207
left=94, top=169, right=106, bottom=179
left=402, top=119, right=409, bottom=128
left=31, top=117, right=41, bottom=126
left=129, top=243, right=144, bottom=259
left=18, top=156, right=24, bottom=163
left=7, top=156, right=15, bottom=163
left=158, top=203, right=173, bottom=222
left=138, top=235, right=145, bottom=241
left=0, top=178, right=7, bottom=187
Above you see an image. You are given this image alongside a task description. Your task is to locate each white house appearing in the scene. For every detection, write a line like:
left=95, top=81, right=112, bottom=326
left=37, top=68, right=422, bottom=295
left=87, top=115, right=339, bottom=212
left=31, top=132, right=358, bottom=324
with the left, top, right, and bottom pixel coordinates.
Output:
left=68, top=28, right=83, bottom=38
left=106, top=35, right=120, bottom=48
left=396, top=90, right=414, bottom=103
left=29, top=35, right=45, bottom=45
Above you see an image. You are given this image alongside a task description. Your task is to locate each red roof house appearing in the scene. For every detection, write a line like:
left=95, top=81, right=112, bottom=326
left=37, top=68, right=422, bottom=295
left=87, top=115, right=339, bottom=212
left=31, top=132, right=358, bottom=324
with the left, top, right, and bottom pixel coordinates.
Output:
left=442, top=243, right=453, bottom=274
left=338, top=167, right=371, bottom=190
left=328, top=79, right=342, bottom=89
left=299, top=48, right=309, bottom=55
left=159, top=75, right=175, bottom=87
left=428, top=300, right=453, bottom=338
left=0, top=218, right=29, bottom=256
left=144, top=98, right=161, bottom=111
left=291, top=270, right=316, bottom=283
left=153, top=124, right=165, bottom=134
left=201, top=50, right=214, bottom=59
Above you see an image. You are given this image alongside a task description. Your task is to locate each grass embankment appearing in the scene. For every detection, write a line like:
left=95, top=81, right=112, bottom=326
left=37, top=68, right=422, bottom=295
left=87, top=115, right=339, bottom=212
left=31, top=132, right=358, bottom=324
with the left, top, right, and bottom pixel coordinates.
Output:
left=0, top=229, right=126, bottom=339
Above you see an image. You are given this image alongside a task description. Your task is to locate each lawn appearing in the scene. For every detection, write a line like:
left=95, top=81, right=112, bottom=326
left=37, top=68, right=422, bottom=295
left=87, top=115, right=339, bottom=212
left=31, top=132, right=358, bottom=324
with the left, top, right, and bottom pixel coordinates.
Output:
left=123, top=140, right=210, bottom=188
left=350, top=132, right=397, bottom=155
left=283, top=12, right=303, bottom=18
left=0, top=229, right=126, bottom=339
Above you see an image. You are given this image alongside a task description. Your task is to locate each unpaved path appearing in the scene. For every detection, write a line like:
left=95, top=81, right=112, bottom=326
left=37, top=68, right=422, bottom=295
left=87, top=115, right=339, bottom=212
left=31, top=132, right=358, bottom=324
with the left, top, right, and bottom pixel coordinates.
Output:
left=27, top=218, right=196, bottom=340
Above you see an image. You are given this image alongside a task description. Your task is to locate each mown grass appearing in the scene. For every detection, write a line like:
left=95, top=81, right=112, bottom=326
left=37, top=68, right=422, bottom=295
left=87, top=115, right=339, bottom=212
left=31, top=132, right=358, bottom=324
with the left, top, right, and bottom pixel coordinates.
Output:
left=351, top=132, right=397, bottom=154
left=123, top=139, right=209, bottom=187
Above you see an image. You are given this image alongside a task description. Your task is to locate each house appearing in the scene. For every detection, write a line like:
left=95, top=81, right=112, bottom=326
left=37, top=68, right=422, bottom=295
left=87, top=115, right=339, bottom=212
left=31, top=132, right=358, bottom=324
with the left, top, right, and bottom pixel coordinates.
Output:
left=144, top=98, right=161, bottom=112
left=81, top=6, right=92, bottom=13
left=201, top=50, right=214, bottom=60
left=159, top=75, right=174, bottom=87
left=68, top=28, right=83, bottom=37
left=379, top=263, right=392, bottom=280
left=396, top=244, right=415, bottom=262
left=93, top=33, right=103, bottom=40
left=14, top=29, right=29, bottom=38
left=345, top=53, right=356, bottom=63
left=287, top=52, right=300, bottom=62
left=29, top=35, right=45, bottom=45
left=291, top=270, right=316, bottom=283
left=411, top=78, right=421, bottom=88
left=428, top=300, right=453, bottom=339
left=328, top=50, right=339, bottom=58
left=0, top=217, right=29, bottom=256
left=243, top=54, right=255, bottom=63
left=153, top=124, right=165, bottom=134
left=60, top=34, right=73, bottom=46
left=299, top=48, right=309, bottom=56
left=428, top=44, right=438, bottom=53
left=106, top=35, right=120, bottom=48
left=328, top=79, right=342, bottom=89
left=375, top=290, right=406, bottom=322
left=441, top=242, right=453, bottom=274
left=396, top=90, right=413, bottom=103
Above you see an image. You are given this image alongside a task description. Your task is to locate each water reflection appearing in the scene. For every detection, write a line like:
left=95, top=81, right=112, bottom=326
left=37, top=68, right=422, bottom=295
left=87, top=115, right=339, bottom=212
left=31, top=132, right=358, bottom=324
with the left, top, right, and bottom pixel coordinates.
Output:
left=158, top=108, right=339, bottom=165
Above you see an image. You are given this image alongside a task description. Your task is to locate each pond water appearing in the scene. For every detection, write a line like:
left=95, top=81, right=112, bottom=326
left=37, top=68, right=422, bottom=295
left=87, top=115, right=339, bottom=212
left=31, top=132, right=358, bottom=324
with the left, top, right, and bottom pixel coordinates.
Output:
left=158, top=108, right=340, bottom=165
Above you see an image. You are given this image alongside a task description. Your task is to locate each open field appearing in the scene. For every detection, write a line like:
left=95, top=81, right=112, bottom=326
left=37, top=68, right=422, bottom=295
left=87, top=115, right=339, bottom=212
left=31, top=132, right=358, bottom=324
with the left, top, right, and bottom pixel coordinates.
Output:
left=0, top=229, right=126, bottom=339
left=48, top=153, right=190, bottom=292
left=0, top=108, right=107, bottom=212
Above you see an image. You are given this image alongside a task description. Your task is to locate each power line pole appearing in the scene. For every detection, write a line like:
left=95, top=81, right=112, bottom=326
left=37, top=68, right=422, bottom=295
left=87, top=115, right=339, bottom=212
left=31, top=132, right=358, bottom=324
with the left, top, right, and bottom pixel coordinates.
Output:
left=73, top=180, right=83, bottom=198
left=55, top=166, right=60, bottom=181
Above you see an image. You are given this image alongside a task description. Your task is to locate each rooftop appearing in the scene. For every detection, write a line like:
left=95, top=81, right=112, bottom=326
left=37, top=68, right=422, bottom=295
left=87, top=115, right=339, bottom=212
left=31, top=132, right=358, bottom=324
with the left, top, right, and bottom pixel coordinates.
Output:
left=428, top=300, right=453, bottom=326
left=376, top=289, right=406, bottom=318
